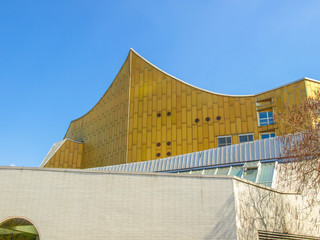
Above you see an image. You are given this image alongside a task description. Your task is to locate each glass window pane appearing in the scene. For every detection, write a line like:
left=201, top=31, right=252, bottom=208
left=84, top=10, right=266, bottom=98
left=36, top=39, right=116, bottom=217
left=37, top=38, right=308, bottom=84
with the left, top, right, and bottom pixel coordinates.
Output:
left=261, top=133, right=275, bottom=139
left=215, top=167, right=230, bottom=175
left=260, top=119, right=268, bottom=126
left=258, top=162, right=275, bottom=187
left=244, top=161, right=259, bottom=168
left=239, top=136, right=247, bottom=143
left=239, top=134, right=254, bottom=143
left=218, top=137, right=231, bottom=147
left=229, top=165, right=244, bottom=177
left=259, top=111, right=274, bottom=126
left=259, top=112, right=267, bottom=118
left=203, top=168, right=217, bottom=175
left=243, top=168, right=258, bottom=182
left=269, top=118, right=274, bottom=124
left=191, top=170, right=203, bottom=175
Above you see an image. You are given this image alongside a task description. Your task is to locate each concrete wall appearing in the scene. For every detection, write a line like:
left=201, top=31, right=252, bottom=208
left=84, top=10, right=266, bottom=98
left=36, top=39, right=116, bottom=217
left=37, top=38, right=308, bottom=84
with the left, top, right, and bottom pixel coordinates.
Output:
left=0, top=167, right=237, bottom=240
left=274, top=163, right=320, bottom=236
left=233, top=179, right=320, bottom=240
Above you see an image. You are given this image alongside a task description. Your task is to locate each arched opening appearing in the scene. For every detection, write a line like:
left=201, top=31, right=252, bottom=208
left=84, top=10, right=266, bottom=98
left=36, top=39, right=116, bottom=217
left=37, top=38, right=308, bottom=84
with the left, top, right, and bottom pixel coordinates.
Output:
left=0, top=218, right=39, bottom=239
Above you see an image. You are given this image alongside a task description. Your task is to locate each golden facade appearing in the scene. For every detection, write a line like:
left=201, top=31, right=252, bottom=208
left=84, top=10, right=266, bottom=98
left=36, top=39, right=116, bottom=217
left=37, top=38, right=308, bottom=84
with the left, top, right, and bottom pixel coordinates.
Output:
left=42, top=49, right=320, bottom=169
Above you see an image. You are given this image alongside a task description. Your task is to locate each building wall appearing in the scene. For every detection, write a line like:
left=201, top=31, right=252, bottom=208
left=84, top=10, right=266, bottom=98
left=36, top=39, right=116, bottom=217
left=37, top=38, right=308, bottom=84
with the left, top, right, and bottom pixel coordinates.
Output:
left=233, top=179, right=320, bottom=240
left=127, top=50, right=312, bottom=163
left=43, top=49, right=320, bottom=168
left=0, top=167, right=238, bottom=240
left=44, top=139, right=83, bottom=168
left=128, top=52, right=258, bottom=163
left=1, top=167, right=318, bottom=239
left=306, top=79, right=320, bottom=98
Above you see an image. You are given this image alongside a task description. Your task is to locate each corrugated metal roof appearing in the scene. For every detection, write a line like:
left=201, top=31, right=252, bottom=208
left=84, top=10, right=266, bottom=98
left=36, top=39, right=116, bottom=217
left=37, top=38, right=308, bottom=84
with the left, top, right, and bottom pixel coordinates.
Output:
left=89, top=136, right=282, bottom=173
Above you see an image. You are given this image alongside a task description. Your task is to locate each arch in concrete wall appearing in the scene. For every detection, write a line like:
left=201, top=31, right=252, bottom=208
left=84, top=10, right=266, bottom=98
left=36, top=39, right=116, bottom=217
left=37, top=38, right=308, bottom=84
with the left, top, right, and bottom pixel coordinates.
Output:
left=0, top=217, right=40, bottom=240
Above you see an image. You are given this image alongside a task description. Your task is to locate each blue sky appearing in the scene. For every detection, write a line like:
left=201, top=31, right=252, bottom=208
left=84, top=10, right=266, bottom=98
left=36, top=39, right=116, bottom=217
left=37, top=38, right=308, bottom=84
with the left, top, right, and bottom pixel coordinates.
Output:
left=1, top=1, right=320, bottom=167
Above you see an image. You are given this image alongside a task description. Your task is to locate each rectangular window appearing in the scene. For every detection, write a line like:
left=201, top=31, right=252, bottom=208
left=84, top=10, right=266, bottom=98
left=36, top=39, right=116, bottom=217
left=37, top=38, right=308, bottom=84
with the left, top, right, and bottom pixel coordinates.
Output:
left=203, top=168, right=217, bottom=175
left=215, top=167, right=230, bottom=175
left=243, top=161, right=259, bottom=182
left=261, top=132, right=276, bottom=139
left=239, top=134, right=254, bottom=143
left=257, top=161, right=276, bottom=187
left=217, top=136, right=232, bottom=147
left=259, top=111, right=274, bottom=126
left=190, top=169, right=203, bottom=175
left=229, top=165, right=244, bottom=178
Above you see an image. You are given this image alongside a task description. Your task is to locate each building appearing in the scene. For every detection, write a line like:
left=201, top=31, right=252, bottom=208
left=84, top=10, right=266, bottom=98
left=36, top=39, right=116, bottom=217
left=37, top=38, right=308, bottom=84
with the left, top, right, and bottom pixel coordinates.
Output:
left=1, top=50, right=320, bottom=239
left=41, top=49, right=320, bottom=169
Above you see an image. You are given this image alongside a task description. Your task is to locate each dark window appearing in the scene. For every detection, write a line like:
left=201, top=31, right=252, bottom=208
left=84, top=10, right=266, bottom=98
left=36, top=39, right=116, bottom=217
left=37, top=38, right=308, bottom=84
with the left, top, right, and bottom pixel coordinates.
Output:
left=217, top=136, right=232, bottom=147
left=239, top=134, right=254, bottom=143
left=261, top=133, right=275, bottom=139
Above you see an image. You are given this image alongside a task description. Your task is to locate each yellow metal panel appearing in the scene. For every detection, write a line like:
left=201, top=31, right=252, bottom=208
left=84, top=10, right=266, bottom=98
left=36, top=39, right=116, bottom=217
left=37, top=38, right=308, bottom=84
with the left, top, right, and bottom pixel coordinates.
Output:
left=232, top=135, right=238, bottom=145
left=203, top=123, right=208, bottom=139
left=234, top=100, right=241, bottom=118
left=236, top=118, right=242, bottom=132
left=192, top=125, right=198, bottom=139
left=44, top=140, right=84, bottom=169
left=177, top=127, right=182, bottom=144
left=214, top=123, right=219, bottom=136
left=198, top=125, right=203, bottom=142
left=225, top=119, right=230, bottom=134
left=172, top=125, right=177, bottom=141
left=231, top=123, right=236, bottom=135
left=187, top=127, right=192, bottom=144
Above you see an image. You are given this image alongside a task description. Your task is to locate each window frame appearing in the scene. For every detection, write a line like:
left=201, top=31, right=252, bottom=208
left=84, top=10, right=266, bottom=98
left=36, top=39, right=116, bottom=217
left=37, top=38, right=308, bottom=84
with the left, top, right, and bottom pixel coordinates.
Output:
left=217, top=135, right=232, bottom=147
left=260, top=132, right=276, bottom=139
left=258, top=111, right=274, bottom=126
left=238, top=133, right=254, bottom=143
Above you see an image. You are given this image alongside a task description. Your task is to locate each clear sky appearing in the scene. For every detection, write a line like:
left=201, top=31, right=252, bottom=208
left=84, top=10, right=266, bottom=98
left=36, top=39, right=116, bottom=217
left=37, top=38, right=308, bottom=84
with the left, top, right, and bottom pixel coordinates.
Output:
left=1, top=0, right=320, bottom=167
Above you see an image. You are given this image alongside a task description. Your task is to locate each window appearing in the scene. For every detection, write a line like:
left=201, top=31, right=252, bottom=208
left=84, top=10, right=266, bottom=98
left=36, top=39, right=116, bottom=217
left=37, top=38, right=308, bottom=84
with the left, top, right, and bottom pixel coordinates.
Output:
left=215, top=167, right=230, bottom=175
left=261, top=132, right=275, bottom=139
left=217, top=136, right=232, bottom=147
left=229, top=165, right=244, bottom=177
left=259, top=111, right=274, bottom=126
left=190, top=169, right=203, bottom=175
left=202, top=168, right=217, bottom=175
left=170, top=161, right=277, bottom=187
left=243, top=161, right=259, bottom=182
left=258, top=161, right=276, bottom=187
left=239, top=134, right=254, bottom=143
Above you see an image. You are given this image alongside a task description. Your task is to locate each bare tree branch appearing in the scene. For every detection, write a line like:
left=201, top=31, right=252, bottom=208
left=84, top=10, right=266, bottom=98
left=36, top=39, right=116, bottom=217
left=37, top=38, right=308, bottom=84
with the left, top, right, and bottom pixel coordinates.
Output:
left=276, top=91, right=320, bottom=205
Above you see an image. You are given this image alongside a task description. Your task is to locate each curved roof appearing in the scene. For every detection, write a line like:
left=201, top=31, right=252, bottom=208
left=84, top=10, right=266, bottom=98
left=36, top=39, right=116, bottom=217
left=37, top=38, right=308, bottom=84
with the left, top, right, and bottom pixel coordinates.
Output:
left=67, top=48, right=319, bottom=128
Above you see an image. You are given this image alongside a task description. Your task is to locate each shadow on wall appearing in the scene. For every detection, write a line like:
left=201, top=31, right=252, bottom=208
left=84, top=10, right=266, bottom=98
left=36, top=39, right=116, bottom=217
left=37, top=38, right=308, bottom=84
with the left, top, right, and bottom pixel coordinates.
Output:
left=276, top=163, right=320, bottom=235
left=236, top=183, right=285, bottom=240
left=204, top=194, right=237, bottom=240
left=234, top=180, right=320, bottom=240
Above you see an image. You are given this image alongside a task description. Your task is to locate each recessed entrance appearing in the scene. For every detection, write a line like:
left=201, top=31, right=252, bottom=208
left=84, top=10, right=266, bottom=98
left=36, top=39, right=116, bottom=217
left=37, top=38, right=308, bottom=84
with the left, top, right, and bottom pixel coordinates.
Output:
left=0, top=218, right=39, bottom=240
